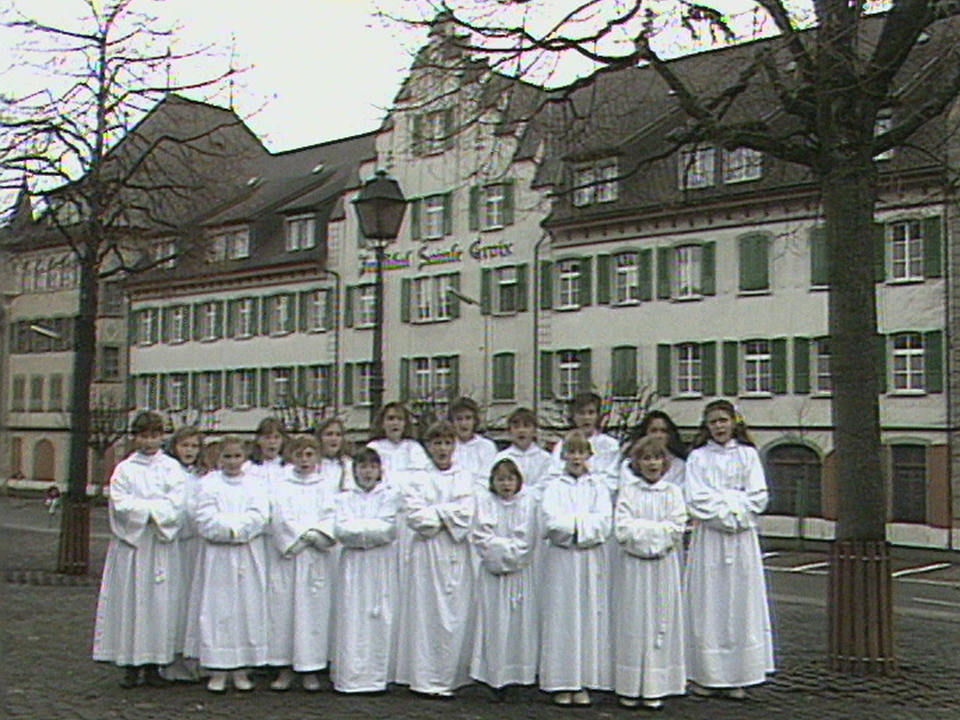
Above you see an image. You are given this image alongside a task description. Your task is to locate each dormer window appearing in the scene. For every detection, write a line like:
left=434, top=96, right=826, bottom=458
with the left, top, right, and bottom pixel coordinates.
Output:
left=411, top=108, right=454, bottom=156
left=722, top=147, right=763, bottom=183
left=572, top=161, right=618, bottom=207
left=679, top=145, right=716, bottom=189
left=208, top=227, right=250, bottom=262
left=152, top=238, right=177, bottom=269
left=285, top=215, right=317, bottom=251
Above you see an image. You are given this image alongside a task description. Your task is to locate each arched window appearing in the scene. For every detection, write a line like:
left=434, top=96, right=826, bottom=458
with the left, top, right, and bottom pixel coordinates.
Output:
left=765, top=443, right=822, bottom=517
left=32, top=439, right=56, bottom=482
left=891, top=443, right=926, bottom=523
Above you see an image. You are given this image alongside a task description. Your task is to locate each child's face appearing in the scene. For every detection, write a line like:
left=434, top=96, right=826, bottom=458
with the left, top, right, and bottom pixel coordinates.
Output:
left=258, top=431, right=284, bottom=459
left=451, top=410, right=477, bottom=442
left=427, top=436, right=456, bottom=469
left=382, top=409, right=406, bottom=441
left=319, top=424, right=343, bottom=456
left=135, top=430, right=163, bottom=455
left=219, top=443, right=246, bottom=476
left=563, top=446, right=592, bottom=476
left=572, top=405, right=599, bottom=433
left=355, top=461, right=382, bottom=491
left=175, top=435, right=201, bottom=466
left=645, top=417, right=671, bottom=444
left=632, top=452, right=665, bottom=484
left=509, top=421, right=536, bottom=449
left=492, top=467, right=521, bottom=499
left=706, top=409, right=734, bottom=444
left=293, top=447, right=318, bottom=474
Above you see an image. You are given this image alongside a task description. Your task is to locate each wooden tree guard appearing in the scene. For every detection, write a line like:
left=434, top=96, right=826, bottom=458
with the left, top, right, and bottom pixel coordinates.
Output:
left=828, top=540, right=896, bottom=674
left=57, top=497, right=91, bottom=576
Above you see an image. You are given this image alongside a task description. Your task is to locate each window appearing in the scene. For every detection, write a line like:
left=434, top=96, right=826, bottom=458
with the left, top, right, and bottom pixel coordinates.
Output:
left=874, top=114, right=895, bottom=161
left=303, top=290, right=330, bottom=332
left=267, top=295, right=295, bottom=335
left=100, top=282, right=124, bottom=316
left=481, top=184, right=505, bottom=229
left=410, top=193, right=452, bottom=240
left=811, top=338, right=831, bottom=394
left=677, top=343, right=703, bottom=396
left=739, top=233, right=771, bottom=292
left=11, top=376, right=26, bottom=411
left=675, top=245, right=702, bottom=298
left=412, top=275, right=453, bottom=323
left=152, top=239, right=177, bottom=269
left=285, top=215, right=316, bottom=251
left=269, top=368, right=293, bottom=407
left=610, top=346, right=637, bottom=398
left=493, top=266, right=519, bottom=314
left=196, top=302, right=222, bottom=342
left=405, top=355, right=458, bottom=403
left=412, top=108, right=453, bottom=155
left=229, top=369, right=257, bottom=409
left=165, top=305, right=189, bottom=344
left=889, top=220, right=923, bottom=282
left=722, top=147, right=763, bottom=183
left=558, top=351, right=584, bottom=401
left=354, top=285, right=376, bottom=328
left=679, top=145, right=716, bottom=189
left=194, top=372, right=222, bottom=411
left=305, top=365, right=332, bottom=407
left=34, top=258, right=49, bottom=292
left=135, top=375, right=161, bottom=410
left=229, top=298, right=257, bottom=338
left=557, top=259, right=583, bottom=310
left=657, top=243, right=715, bottom=300
left=743, top=340, right=772, bottom=395
left=891, top=444, right=926, bottom=523
left=100, top=346, right=121, bottom=381
left=354, top=362, right=374, bottom=405
left=766, top=444, right=822, bottom=517
left=492, top=353, right=515, bottom=401
left=207, top=235, right=226, bottom=263
left=608, top=253, right=638, bottom=305
left=48, top=374, right=64, bottom=411
left=209, top=227, right=249, bottom=261
left=166, top=373, right=188, bottom=411
left=572, top=161, right=618, bottom=206
left=136, top=308, right=159, bottom=345
left=891, top=332, right=924, bottom=393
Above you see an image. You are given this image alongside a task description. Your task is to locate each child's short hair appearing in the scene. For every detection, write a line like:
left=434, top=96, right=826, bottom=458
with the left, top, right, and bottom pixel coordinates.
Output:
left=562, top=429, right=593, bottom=456
left=423, top=420, right=457, bottom=444
left=255, top=416, right=288, bottom=438
left=352, top=447, right=382, bottom=467
left=218, top=435, right=247, bottom=455
left=169, top=425, right=202, bottom=447
left=507, top=407, right=538, bottom=428
left=569, top=392, right=602, bottom=419
left=131, top=410, right=164, bottom=435
left=489, top=458, right=523, bottom=492
left=284, top=435, right=320, bottom=461
left=629, top=435, right=671, bottom=467
left=448, top=396, right=481, bottom=422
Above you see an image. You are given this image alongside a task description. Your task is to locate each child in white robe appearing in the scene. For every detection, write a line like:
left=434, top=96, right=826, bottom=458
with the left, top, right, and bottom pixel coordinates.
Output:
left=186, top=436, right=270, bottom=693
left=449, top=396, right=498, bottom=493
left=247, top=416, right=288, bottom=488
left=93, top=411, right=186, bottom=688
left=624, top=411, right=688, bottom=488
left=266, top=436, right=337, bottom=692
left=613, top=436, right=687, bottom=709
left=395, top=420, right=475, bottom=697
left=684, top=399, right=774, bottom=699
left=549, top=392, right=620, bottom=492
left=470, top=458, right=538, bottom=693
left=539, top=430, right=613, bottom=706
left=492, top=407, right=553, bottom=497
left=332, top=448, right=403, bottom=693
left=367, top=401, right=431, bottom=491
left=316, top=417, right=354, bottom=492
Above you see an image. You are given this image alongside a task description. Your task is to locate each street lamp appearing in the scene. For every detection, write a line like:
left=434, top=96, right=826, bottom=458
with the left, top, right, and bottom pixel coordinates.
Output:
left=353, top=170, right=406, bottom=427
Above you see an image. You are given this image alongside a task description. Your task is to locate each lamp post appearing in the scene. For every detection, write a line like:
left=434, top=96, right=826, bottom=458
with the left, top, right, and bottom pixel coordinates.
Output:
left=353, top=170, right=407, bottom=428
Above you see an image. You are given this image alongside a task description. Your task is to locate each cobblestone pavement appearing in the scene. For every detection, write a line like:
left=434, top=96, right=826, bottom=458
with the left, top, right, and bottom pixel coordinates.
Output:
left=2, top=496, right=959, bottom=720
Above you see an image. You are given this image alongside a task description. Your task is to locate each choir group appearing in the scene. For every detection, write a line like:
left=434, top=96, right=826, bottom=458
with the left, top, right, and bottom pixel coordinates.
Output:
left=92, top=393, right=775, bottom=710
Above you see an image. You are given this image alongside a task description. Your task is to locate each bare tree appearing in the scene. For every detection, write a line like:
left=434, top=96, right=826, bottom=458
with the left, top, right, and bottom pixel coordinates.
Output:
left=0, top=0, right=265, bottom=574
left=391, top=0, right=960, bottom=673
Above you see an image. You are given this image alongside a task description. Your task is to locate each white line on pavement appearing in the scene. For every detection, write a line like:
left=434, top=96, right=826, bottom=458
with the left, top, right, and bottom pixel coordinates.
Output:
left=891, top=563, right=952, bottom=578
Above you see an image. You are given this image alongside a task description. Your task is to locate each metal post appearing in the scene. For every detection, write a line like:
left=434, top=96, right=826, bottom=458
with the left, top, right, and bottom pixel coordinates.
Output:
left=370, top=242, right=386, bottom=428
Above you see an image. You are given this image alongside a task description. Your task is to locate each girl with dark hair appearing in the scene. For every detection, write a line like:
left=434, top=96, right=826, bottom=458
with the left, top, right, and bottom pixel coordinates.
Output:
left=315, top=417, right=353, bottom=492
left=624, top=410, right=688, bottom=488
left=367, top=401, right=430, bottom=492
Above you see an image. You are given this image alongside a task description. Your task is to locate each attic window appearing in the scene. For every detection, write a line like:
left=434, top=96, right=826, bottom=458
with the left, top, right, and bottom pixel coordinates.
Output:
left=208, top=227, right=250, bottom=262
left=285, top=215, right=317, bottom=251
left=572, top=160, right=618, bottom=207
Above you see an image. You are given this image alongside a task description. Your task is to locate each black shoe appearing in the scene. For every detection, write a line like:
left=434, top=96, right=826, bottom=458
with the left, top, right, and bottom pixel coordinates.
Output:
left=491, top=686, right=507, bottom=703
left=119, top=666, right=141, bottom=689
left=143, top=665, right=171, bottom=688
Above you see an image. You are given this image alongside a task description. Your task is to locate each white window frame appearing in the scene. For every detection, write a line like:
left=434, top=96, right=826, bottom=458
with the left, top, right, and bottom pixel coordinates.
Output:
left=481, top=185, right=505, bottom=229
left=356, top=285, right=376, bottom=328
left=232, top=369, right=257, bottom=409
left=356, top=362, right=374, bottom=405
left=413, top=357, right=432, bottom=400
left=100, top=346, right=121, bottom=380
left=413, top=276, right=452, bottom=323
left=423, top=110, right=447, bottom=155
left=137, top=309, right=155, bottom=346
left=225, top=228, right=250, bottom=259
left=892, top=333, right=925, bottom=394
left=285, top=215, right=317, bottom=252
left=235, top=298, right=255, bottom=338
left=679, top=145, right=716, bottom=189
left=198, top=302, right=218, bottom=342
left=422, top=195, right=446, bottom=240
left=675, top=244, right=702, bottom=299
left=556, top=259, right=581, bottom=310
left=676, top=343, right=702, bottom=396
left=271, top=367, right=293, bottom=407
left=306, top=290, right=328, bottom=332
left=889, top=220, right=924, bottom=282
left=165, top=306, right=187, bottom=344
left=493, top=266, right=519, bottom=314
left=270, top=295, right=293, bottom=336
left=573, top=161, right=618, bottom=206
left=722, top=147, right=763, bottom=183
left=814, top=337, right=832, bottom=395
left=153, top=239, right=177, bottom=269
left=167, top=373, right=188, bottom=411
left=48, top=374, right=64, bottom=411
left=614, top=252, right=640, bottom=305
left=305, top=365, right=331, bottom=407
left=136, top=375, right=160, bottom=410
left=558, top=350, right=582, bottom=401
left=743, top=340, right=772, bottom=395
left=196, top=372, right=221, bottom=411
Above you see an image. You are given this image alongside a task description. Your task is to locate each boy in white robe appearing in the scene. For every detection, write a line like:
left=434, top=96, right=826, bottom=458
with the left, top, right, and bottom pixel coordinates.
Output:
left=93, top=411, right=186, bottom=688
left=614, top=436, right=687, bottom=709
left=449, top=396, right=498, bottom=493
left=470, top=458, right=538, bottom=693
left=395, top=421, right=475, bottom=697
left=186, top=436, right=270, bottom=693
left=549, top=392, right=619, bottom=492
left=333, top=447, right=403, bottom=693
left=492, top=407, right=553, bottom=497
left=266, top=436, right=337, bottom=692
left=539, top=430, right=613, bottom=706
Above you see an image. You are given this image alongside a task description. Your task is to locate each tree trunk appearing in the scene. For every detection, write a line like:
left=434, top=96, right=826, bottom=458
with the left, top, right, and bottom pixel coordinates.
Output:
left=822, top=161, right=895, bottom=673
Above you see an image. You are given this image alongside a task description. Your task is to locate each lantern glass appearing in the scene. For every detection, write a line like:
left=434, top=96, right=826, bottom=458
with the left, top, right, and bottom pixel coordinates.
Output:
left=353, top=170, right=407, bottom=243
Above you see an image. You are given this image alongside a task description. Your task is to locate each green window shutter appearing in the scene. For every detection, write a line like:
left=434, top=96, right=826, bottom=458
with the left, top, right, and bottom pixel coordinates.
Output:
left=596, top=254, right=611, bottom=305
left=443, top=193, right=453, bottom=236
left=214, top=302, right=224, bottom=339
left=539, top=260, right=553, bottom=309
left=260, top=368, right=270, bottom=407
left=611, top=346, right=637, bottom=397
left=874, top=223, right=886, bottom=282
left=284, top=294, right=295, bottom=333
left=343, top=363, right=354, bottom=405
left=809, top=226, right=829, bottom=287
left=502, top=182, right=515, bottom=226
left=189, top=373, right=200, bottom=409
left=924, top=330, right=944, bottom=393
left=399, top=358, right=410, bottom=402
left=923, top=216, right=943, bottom=279
left=493, top=353, right=515, bottom=400
left=344, top=286, right=355, bottom=327
left=400, top=279, right=411, bottom=323
left=723, top=340, right=739, bottom=396
left=323, top=290, right=334, bottom=330
left=539, top=351, right=554, bottom=400
left=516, top=263, right=529, bottom=312
left=449, top=273, right=461, bottom=319
left=469, top=186, right=480, bottom=231
left=298, top=292, right=308, bottom=332
left=657, top=246, right=672, bottom=299
left=250, top=298, right=260, bottom=335
left=578, top=256, right=592, bottom=307
left=443, top=108, right=455, bottom=150
left=701, top=241, right=716, bottom=295
left=411, top=114, right=423, bottom=156
left=224, top=371, right=234, bottom=410
left=577, top=349, right=592, bottom=393
left=657, top=344, right=672, bottom=397
left=296, top=366, right=307, bottom=403
left=772, top=337, right=788, bottom=394
left=794, top=337, right=811, bottom=394
left=261, top=296, right=271, bottom=335
left=876, top=334, right=887, bottom=394
left=192, top=304, right=202, bottom=341
left=639, top=248, right=653, bottom=301
left=739, top=234, right=769, bottom=291
left=226, top=300, right=236, bottom=338
left=700, top=341, right=717, bottom=395
left=449, top=355, right=460, bottom=397
left=480, top=268, right=492, bottom=315
left=410, top=199, right=422, bottom=241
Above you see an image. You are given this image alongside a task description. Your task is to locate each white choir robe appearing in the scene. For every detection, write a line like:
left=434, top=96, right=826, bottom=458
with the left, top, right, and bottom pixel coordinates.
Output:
left=93, top=451, right=186, bottom=667
left=613, top=465, right=687, bottom=700
left=185, top=470, right=269, bottom=669
left=550, top=431, right=621, bottom=493
left=493, top=444, right=553, bottom=497
left=332, top=482, right=403, bottom=692
left=453, top=434, right=498, bottom=493
left=395, top=465, right=475, bottom=694
left=266, top=468, right=337, bottom=672
left=366, top=438, right=431, bottom=492
left=538, top=471, right=614, bottom=692
left=318, top=455, right=354, bottom=492
left=684, top=439, right=775, bottom=688
left=470, top=490, right=538, bottom=688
